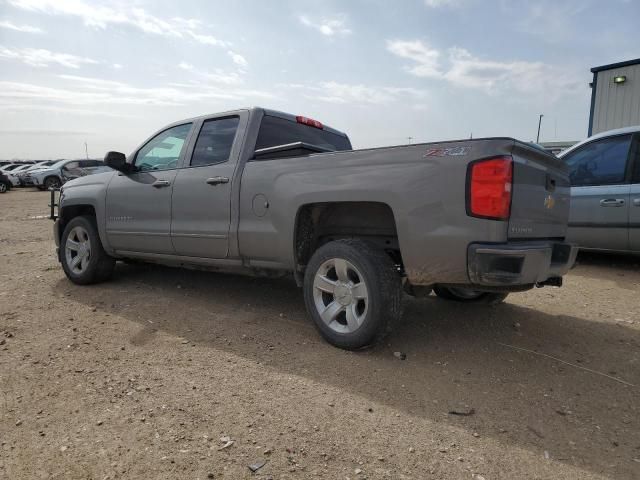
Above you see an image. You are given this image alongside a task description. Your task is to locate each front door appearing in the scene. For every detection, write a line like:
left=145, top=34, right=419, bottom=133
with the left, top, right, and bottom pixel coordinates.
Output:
left=105, top=123, right=193, bottom=254
left=171, top=116, right=240, bottom=258
left=564, top=134, right=632, bottom=251
left=629, top=135, right=640, bottom=252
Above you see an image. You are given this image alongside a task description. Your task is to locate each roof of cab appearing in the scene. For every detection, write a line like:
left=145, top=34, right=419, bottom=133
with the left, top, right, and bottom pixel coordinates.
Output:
left=166, top=107, right=349, bottom=139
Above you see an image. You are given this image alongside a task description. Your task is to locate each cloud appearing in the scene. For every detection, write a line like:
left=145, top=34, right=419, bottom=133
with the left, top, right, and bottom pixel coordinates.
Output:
left=281, top=81, right=427, bottom=105
left=387, top=39, right=583, bottom=98
left=8, top=0, right=230, bottom=46
left=424, top=0, right=463, bottom=7
left=386, top=40, right=442, bottom=78
left=514, top=1, right=588, bottom=44
left=0, top=20, right=43, bottom=33
left=0, top=72, right=276, bottom=115
left=227, top=51, right=248, bottom=67
left=0, top=129, right=92, bottom=136
left=299, top=14, right=351, bottom=36
left=0, top=46, right=98, bottom=68
left=178, top=62, right=244, bottom=85
left=112, top=63, right=122, bottom=69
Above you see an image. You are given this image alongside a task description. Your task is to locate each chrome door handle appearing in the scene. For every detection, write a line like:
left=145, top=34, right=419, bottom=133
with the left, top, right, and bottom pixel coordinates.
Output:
left=152, top=179, right=171, bottom=188
left=206, top=176, right=229, bottom=186
left=599, top=198, right=625, bottom=207
left=633, top=198, right=640, bottom=207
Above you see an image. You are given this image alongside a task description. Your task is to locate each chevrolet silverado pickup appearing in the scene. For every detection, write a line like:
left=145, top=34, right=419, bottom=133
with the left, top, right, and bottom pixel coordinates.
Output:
left=52, top=107, right=577, bottom=349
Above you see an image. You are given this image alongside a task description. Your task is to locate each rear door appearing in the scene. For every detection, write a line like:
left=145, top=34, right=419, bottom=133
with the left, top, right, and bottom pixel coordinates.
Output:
left=562, top=134, right=632, bottom=251
left=629, top=134, right=640, bottom=252
left=170, top=114, right=243, bottom=258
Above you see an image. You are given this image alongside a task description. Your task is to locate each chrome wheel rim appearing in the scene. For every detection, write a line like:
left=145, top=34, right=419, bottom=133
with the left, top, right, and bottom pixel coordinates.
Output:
left=0, top=183, right=6, bottom=193
left=313, top=258, right=368, bottom=334
left=65, top=226, right=91, bottom=275
left=448, top=287, right=483, bottom=300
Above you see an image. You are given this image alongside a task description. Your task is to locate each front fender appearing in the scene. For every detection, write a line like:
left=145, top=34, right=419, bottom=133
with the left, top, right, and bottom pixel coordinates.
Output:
left=59, top=172, right=115, bottom=254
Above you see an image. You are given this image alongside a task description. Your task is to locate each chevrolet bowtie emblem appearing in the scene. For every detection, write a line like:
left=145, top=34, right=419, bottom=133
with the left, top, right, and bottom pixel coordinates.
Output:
left=544, top=195, right=555, bottom=209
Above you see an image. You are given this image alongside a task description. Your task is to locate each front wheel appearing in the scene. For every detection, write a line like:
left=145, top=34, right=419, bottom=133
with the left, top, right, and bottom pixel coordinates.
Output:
left=44, top=176, right=61, bottom=190
left=60, top=215, right=115, bottom=285
left=0, top=182, right=8, bottom=193
left=303, top=239, right=402, bottom=350
left=433, top=285, right=508, bottom=304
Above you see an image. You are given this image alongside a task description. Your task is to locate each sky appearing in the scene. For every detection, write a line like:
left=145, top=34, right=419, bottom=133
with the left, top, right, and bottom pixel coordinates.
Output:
left=0, top=0, right=638, bottom=160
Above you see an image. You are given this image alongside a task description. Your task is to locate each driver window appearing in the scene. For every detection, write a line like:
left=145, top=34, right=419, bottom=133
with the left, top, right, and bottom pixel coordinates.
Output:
left=135, top=123, right=192, bottom=171
left=564, top=134, right=631, bottom=187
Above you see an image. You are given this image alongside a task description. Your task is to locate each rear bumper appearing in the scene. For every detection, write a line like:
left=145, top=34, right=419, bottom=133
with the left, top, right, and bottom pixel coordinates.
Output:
left=467, top=241, right=577, bottom=287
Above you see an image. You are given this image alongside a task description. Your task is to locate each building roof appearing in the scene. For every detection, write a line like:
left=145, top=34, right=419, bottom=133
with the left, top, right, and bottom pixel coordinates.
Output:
left=591, top=58, right=640, bottom=73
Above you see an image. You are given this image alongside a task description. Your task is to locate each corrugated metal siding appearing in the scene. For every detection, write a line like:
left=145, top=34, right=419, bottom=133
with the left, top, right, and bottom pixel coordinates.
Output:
left=592, top=64, right=640, bottom=134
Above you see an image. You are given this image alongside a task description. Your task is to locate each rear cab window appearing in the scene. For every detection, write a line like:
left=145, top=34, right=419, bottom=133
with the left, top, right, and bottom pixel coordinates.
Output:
left=255, top=115, right=352, bottom=155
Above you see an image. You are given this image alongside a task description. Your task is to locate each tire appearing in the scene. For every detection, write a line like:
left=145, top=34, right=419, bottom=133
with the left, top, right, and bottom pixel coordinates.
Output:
left=433, top=285, right=508, bottom=304
left=303, top=239, right=402, bottom=350
left=60, top=215, right=115, bottom=285
left=44, top=176, right=62, bottom=190
left=0, top=182, right=8, bottom=193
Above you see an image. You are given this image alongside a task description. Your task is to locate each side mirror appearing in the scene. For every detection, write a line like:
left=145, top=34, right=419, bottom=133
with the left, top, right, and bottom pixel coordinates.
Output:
left=104, top=151, right=130, bottom=172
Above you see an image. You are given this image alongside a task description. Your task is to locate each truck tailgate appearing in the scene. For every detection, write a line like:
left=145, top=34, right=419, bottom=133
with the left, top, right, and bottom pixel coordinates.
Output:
left=508, top=142, right=570, bottom=239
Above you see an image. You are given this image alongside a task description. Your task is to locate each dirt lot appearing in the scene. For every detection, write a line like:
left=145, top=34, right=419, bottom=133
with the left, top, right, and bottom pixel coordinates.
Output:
left=1, top=188, right=639, bottom=480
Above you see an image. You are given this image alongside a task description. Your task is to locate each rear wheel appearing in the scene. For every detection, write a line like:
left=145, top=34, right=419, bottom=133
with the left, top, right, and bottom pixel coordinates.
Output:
left=303, top=239, right=402, bottom=350
left=433, top=285, right=508, bottom=304
left=60, top=215, right=115, bottom=285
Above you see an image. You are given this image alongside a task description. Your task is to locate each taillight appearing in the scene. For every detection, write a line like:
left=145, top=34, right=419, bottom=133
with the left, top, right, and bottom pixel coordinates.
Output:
left=467, top=156, right=513, bottom=220
left=296, top=115, right=323, bottom=129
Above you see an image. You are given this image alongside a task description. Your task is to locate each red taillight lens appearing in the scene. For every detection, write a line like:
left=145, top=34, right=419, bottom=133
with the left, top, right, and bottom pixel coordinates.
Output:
left=468, top=156, right=513, bottom=220
left=296, top=115, right=323, bottom=129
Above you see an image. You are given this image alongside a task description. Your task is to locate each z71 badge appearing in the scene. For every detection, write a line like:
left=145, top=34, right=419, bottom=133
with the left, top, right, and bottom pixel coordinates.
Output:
left=423, top=146, right=471, bottom=157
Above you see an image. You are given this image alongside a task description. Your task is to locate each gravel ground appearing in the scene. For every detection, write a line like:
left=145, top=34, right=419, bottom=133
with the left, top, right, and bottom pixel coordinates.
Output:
left=1, top=188, right=639, bottom=480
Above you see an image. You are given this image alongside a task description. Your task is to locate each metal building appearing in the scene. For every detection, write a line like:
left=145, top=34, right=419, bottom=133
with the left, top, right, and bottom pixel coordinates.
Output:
left=588, top=58, right=640, bottom=136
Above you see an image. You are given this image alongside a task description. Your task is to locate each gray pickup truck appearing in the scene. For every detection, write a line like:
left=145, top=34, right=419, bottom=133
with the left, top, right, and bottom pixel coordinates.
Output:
left=53, top=107, right=577, bottom=349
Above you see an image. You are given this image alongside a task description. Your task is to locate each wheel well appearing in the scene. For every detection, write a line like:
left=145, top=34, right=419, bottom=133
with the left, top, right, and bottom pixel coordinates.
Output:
left=57, top=205, right=96, bottom=242
left=294, top=202, right=403, bottom=274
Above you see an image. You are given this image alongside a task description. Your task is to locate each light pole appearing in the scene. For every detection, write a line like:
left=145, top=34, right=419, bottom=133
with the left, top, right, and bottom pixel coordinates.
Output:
left=536, top=114, right=544, bottom=143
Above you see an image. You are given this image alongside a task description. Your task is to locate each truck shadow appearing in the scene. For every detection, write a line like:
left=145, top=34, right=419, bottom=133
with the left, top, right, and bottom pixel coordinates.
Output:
left=57, top=263, right=640, bottom=479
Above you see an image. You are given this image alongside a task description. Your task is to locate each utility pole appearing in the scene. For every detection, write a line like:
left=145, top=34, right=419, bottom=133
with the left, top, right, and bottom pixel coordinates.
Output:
left=536, top=114, right=544, bottom=143
left=84, top=141, right=89, bottom=160
left=406, top=136, right=413, bottom=145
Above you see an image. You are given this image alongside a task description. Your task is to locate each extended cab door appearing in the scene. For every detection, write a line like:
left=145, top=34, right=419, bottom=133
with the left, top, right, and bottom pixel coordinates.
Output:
left=105, top=123, right=193, bottom=254
left=629, top=134, right=640, bottom=252
left=564, top=134, right=632, bottom=251
left=170, top=114, right=244, bottom=258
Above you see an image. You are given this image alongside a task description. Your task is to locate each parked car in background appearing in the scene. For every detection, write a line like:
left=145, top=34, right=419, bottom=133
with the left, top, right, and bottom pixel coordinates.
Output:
left=6, top=164, right=33, bottom=186
left=29, top=159, right=103, bottom=190
left=558, top=126, right=640, bottom=254
left=0, top=171, right=11, bottom=193
left=60, top=161, right=110, bottom=183
left=0, top=163, right=24, bottom=173
left=17, top=161, right=57, bottom=186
